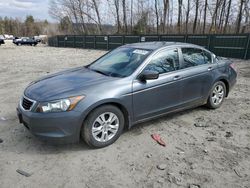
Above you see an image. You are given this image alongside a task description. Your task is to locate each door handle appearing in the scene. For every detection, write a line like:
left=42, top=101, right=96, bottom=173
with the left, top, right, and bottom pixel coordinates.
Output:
left=208, top=67, right=213, bottom=71
left=173, top=75, right=181, bottom=81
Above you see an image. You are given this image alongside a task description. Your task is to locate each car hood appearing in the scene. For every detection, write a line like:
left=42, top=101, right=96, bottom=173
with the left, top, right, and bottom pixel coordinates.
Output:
left=24, top=67, right=117, bottom=101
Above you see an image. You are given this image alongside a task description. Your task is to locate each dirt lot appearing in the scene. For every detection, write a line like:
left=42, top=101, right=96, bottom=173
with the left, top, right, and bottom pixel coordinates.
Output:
left=0, top=40, right=250, bottom=188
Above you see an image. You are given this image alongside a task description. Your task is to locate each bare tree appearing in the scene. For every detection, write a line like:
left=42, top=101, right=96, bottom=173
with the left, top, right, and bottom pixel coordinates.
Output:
left=76, top=0, right=89, bottom=34
left=48, top=0, right=250, bottom=35
left=203, top=0, right=208, bottom=34
left=69, top=0, right=79, bottom=34
left=48, top=0, right=62, bottom=20
left=241, top=0, right=250, bottom=33
left=235, top=0, right=244, bottom=33
left=177, top=0, right=182, bottom=34
left=154, top=0, right=159, bottom=34
left=122, top=0, right=128, bottom=33
left=185, top=0, right=191, bottom=34
left=193, top=0, right=200, bottom=33
left=223, top=0, right=232, bottom=33
left=113, top=0, right=121, bottom=33
left=218, top=0, right=226, bottom=33
left=162, top=0, right=169, bottom=33
left=210, top=0, right=221, bottom=33
left=130, top=0, right=133, bottom=33
left=91, top=0, right=102, bottom=33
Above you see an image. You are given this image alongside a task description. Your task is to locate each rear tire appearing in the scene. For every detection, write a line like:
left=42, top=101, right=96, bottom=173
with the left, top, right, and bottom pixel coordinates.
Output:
left=81, top=105, right=124, bottom=148
left=206, top=81, right=226, bottom=109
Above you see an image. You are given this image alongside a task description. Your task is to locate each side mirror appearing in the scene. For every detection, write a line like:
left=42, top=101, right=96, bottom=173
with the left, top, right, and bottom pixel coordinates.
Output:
left=139, top=70, right=159, bottom=81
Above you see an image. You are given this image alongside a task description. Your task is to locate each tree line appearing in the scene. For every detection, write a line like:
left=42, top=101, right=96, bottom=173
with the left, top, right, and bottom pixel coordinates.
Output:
left=0, top=16, right=50, bottom=37
left=49, top=0, right=250, bottom=35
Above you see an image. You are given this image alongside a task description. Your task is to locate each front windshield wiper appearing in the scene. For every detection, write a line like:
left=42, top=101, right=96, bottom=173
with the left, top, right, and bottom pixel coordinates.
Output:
left=88, top=67, right=124, bottom=78
left=90, top=68, right=110, bottom=76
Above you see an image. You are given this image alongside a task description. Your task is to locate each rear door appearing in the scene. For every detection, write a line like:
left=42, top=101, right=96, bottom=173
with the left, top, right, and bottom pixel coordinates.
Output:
left=178, top=47, right=217, bottom=105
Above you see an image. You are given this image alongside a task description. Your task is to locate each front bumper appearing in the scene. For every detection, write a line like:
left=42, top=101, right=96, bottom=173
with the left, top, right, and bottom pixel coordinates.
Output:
left=17, top=104, right=83, bottom=144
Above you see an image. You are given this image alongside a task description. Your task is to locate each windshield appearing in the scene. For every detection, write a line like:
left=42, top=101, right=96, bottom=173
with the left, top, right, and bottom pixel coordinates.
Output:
left=88, top=47, right=151, bottom=77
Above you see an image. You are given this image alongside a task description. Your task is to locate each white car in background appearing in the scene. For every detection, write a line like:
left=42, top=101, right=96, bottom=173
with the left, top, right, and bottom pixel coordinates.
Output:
left=3, top=34, right=14, bottom=40
left=34, top=35, right=48, bottom=43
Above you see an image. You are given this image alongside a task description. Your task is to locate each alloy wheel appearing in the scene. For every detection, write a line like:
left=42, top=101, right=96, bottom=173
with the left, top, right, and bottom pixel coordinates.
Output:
left=211, top=84, right=224, bottom=105
left=91, top=112, right=119, bottom=142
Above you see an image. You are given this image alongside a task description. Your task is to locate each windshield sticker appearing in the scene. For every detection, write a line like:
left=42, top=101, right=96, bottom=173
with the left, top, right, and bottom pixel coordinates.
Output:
left=133, top=49, right=149, bottom=55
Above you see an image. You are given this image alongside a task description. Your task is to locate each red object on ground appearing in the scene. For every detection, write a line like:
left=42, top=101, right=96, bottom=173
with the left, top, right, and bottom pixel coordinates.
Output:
left=151, top=134, right=166, bottom=147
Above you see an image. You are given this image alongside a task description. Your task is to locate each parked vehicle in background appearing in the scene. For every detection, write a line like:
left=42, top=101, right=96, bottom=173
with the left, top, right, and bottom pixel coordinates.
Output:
left=13, top=37, right=19, bottom=42
left=3, top=34, right=14, bottom=40
left=13, top=37, right=38, bottom=46
left=0, top=38, right=4, bottom=45
left=38, top=35, right=48, bottom=44
left=33, top=35, right=48, bottom=43
left=17, top=42, right=237, bottom=148
left=0, top=35, right=4, bottom=45
left=33, top=36, right=42, bottom=43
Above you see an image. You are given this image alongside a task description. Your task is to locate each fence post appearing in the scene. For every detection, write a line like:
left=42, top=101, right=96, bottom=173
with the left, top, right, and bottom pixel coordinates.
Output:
left=107, top=35, right=109, bottom=50
left=208, top=35, right=212, bottom=51
left=185, top=34, right=188, bottom=43
left=64, top=35, right=66, bottom=47
left=205, top=35, right=209, bottom=49
left=122, top=35, right=125, bottom=45
left=94, top=35, right=96, bottom=49
left=57, top=36, right=59, bottom=47
left=73, top=35, right=75, bottom=48
left=244, top=34, right=250, bottom=60
left=83, top=35, right=85, bottom=48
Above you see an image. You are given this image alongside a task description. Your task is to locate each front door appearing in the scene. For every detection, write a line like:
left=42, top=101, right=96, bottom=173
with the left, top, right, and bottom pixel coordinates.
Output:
left=132, top=48, right=182, bottom=122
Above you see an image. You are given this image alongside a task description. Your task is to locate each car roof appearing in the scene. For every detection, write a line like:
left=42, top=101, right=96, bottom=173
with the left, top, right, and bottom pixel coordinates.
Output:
left=123, top=41, right=206, bottom=51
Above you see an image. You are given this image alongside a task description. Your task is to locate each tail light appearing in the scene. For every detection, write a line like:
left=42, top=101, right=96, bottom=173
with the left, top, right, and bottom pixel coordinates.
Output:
left=229, top=63, right=237, bottom=72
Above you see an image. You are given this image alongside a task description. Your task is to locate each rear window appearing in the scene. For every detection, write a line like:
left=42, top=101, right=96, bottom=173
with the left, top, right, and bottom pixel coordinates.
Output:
left=181, top=48, right=212, bottom=69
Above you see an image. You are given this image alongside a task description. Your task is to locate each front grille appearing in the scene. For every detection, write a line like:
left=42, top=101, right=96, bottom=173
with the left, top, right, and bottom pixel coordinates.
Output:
left=22, top=97, right=34, bottom=110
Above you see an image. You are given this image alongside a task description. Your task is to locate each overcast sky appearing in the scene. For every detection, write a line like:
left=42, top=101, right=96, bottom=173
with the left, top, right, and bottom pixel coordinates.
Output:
left=0, top=0, right=51, bottom=21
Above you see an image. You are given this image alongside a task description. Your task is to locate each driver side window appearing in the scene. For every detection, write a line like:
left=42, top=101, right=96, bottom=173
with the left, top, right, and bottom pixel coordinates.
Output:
left=144, top=49, right=179, bottom=74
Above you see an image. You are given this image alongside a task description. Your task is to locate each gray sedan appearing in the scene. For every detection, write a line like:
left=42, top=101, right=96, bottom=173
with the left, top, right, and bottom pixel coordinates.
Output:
left=17, top=42, right=237, bottom=148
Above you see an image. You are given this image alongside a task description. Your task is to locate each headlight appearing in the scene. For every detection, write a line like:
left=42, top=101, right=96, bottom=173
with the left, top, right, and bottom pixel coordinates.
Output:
left=36, top=96, right=85, bottom=113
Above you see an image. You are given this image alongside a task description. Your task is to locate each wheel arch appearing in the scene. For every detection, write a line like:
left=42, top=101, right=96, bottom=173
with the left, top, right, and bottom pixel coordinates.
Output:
left=218, top=78, right=230, bottom=97
left=79, top=100, right=132, bottom=140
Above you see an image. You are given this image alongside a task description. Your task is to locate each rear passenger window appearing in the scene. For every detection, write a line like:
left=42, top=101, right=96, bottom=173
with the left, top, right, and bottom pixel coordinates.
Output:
left=144, top=49, right=179, bottom=74
left=181, top=48, right=211, bottom=69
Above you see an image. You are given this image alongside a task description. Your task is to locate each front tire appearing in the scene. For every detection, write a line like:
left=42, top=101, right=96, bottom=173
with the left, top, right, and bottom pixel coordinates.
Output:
left=206, top=81, right=226, bottom=109
left=81, top=105, right=124, bottom=148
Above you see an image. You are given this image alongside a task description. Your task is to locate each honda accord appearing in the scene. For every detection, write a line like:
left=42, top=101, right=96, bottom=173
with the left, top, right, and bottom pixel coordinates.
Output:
left=17, top=42, right=237, bottom=148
